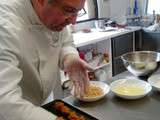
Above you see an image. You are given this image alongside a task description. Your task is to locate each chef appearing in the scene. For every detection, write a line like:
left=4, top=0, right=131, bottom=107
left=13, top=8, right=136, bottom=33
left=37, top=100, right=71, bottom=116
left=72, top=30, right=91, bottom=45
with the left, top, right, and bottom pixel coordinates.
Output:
left=0, top=0, right=91, bottom=120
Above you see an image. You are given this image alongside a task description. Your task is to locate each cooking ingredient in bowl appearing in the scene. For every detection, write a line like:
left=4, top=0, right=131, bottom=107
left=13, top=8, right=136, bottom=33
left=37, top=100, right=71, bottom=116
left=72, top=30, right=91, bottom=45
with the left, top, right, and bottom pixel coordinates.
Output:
left=114, top=85, right=145, bottom=95
left=134, top=63, right=145, bottom=69
left=146, top=62, right=157, bottom=70
left=154, top=81, right=160, bottom=87
left=83, top=85, right=103, bottom=97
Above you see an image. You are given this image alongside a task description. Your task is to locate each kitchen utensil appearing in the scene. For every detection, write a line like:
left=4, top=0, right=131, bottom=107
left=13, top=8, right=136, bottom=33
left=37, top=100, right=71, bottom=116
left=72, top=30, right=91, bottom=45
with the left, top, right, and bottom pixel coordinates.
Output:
left=71, top=81, right=110, bottom=102
left=121, top=51, right=160, bottom=80
left=94, top=19, right=106, bottom=30
left=42, top=99, right=98, bottom=120
left=148, top=74, right=160, bottom=91
left=110, top=78, right=152, bottom=99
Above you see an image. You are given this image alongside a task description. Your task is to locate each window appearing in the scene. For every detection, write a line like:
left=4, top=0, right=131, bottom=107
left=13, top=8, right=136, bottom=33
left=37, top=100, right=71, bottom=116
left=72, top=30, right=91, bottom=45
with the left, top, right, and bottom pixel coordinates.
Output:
left=147, top=0, right=160, bottom=14
left=76, top=0, right=98, bottom=22
left=77, top=2, right=88, bottom=21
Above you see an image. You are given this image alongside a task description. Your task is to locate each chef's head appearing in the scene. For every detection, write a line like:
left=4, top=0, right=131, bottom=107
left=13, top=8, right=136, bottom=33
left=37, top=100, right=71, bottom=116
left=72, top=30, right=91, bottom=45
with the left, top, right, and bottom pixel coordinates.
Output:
left=31, top=0, right=85, bottom=31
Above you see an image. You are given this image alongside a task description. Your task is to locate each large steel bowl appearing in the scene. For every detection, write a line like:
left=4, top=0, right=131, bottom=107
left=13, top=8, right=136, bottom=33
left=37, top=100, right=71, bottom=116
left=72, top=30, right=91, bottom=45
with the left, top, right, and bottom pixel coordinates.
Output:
left=121, top=51, right=160, bottom=79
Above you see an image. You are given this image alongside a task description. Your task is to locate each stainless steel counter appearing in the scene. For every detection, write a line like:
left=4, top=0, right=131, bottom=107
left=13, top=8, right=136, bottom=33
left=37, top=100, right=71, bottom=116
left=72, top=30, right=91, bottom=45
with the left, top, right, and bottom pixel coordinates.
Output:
left=63, top=71, right=160, bottom=120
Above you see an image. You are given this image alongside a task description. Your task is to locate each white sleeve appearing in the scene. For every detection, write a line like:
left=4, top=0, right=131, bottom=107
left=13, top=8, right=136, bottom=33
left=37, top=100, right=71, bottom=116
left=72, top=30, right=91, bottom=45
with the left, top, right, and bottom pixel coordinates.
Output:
left=0, top=53, right=57, bottom=120
left=0, top=7, right=57, bottom=119
left=59, top=27, right=79, bottom=69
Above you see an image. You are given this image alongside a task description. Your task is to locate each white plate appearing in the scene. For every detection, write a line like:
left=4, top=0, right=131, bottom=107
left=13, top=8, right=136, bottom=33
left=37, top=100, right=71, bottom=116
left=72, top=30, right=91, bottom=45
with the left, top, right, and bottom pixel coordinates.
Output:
left=71, top=81, right=110, bottom=102
left=148, top=74, right=160, bottom=91
left=110, top=79, right=152, bottom=100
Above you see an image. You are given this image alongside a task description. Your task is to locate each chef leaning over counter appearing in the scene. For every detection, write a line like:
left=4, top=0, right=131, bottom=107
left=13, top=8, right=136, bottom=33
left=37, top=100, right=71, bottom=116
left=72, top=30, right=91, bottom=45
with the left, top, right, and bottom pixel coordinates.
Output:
left=0, top=0, right=92, bottom=120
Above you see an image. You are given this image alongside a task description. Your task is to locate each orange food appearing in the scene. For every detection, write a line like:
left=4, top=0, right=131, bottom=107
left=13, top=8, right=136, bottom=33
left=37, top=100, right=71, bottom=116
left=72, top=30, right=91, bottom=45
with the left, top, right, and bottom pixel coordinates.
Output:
left=83, top=84, right=103, bottom=97
left=54, top=102, right=86, bottom=120
left=60, top=106, right=70, bottom=114
left=54, top=102, right=65, bottom=110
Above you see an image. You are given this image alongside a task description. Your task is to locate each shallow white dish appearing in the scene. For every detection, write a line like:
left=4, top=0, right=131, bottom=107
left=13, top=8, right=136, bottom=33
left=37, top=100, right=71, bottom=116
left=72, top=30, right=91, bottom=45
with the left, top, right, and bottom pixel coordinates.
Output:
left=71, top=81, right=110, bottom=102
left=110, top=79, right=152, bottom=100
left=148, top=74, right=160, bottom=91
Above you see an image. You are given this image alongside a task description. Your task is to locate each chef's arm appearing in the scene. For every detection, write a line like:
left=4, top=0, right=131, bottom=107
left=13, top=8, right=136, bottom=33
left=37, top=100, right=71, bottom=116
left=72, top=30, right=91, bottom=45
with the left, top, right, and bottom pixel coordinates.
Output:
left=0, top=52, right=57, bottom=120
left=59, top=27, right=79, bottom=69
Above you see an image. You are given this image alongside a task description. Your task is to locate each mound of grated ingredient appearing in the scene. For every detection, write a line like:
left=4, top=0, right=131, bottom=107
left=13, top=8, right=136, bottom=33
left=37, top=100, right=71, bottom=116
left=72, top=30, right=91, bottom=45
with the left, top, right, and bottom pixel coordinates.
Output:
left=84, top=84, right=103, bottom=97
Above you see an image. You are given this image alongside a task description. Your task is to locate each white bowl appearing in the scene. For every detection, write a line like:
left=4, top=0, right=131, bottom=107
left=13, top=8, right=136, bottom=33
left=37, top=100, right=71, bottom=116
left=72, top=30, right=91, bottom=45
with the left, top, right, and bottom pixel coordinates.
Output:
left=110, top=79, right=152, bottom=100
left=71, top=81, right=110, bottom=102
left=148, top=74, right=160, bottom=91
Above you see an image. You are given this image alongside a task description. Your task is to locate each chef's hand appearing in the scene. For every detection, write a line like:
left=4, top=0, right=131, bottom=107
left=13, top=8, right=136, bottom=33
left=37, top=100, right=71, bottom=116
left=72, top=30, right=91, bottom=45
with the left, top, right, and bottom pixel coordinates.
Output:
left=56, top=117, right=64, bottom=120
left=63, top=54, right=93, bottom=97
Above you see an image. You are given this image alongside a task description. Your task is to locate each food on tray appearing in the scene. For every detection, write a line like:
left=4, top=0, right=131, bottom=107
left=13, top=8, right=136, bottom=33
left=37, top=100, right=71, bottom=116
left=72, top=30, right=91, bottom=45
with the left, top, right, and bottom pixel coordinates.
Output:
left=83, top=84, right=103, bottom=97
left=68, top=111, right=85, bottom=120
left=114, top=85, right=145, bottom=96
left=54, top=102, right=86, bottom=120
left=56, top=117, right=64, bottom=120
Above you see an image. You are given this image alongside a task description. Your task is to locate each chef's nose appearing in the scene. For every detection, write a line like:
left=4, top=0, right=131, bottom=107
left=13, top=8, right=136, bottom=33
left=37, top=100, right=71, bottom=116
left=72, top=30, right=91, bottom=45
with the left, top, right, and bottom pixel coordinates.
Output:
left=70, top=16, right=77, bottom=25
left=66, top=15, right=77, bottom=25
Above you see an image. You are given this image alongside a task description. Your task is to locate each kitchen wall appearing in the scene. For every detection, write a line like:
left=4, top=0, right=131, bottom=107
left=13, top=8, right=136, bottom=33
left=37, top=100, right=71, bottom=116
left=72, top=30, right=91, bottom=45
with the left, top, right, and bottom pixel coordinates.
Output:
left=109, top=0, right=129, bottom=18
left=76, top=0, right=147, bottom=31
left=97, top=0, right=110, bottom=18
left=140, top=0, right=147, bottom=15
left=98, top=0, right=147, bottom=18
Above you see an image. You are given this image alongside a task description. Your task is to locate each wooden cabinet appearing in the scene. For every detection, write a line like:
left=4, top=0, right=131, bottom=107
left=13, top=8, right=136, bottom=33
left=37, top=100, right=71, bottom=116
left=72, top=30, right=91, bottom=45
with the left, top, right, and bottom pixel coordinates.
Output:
left=111, top=32, right=134, bottom=76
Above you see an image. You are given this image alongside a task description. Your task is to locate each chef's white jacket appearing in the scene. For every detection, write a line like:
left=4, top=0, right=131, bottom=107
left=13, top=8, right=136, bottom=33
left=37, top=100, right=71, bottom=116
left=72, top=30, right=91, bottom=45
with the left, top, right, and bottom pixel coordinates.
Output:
left=0, top=0, right=79, bottom=120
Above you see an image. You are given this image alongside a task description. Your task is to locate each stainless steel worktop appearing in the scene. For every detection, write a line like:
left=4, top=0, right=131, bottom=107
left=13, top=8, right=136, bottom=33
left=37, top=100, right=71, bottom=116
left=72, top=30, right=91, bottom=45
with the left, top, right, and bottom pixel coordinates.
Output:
left=64, top=71, right=160, bottom=120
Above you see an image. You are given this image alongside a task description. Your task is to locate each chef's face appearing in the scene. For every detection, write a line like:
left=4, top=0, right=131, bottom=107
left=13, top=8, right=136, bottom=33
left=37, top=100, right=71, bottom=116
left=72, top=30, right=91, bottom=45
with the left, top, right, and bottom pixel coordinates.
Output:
left=37, top=0, right=85, bottom=31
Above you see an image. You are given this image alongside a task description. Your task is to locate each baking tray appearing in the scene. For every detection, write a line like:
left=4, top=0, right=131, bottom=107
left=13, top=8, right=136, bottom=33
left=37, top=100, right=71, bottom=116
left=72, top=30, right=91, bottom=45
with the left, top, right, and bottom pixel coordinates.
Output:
left=42, top=99, right=98, bottom=120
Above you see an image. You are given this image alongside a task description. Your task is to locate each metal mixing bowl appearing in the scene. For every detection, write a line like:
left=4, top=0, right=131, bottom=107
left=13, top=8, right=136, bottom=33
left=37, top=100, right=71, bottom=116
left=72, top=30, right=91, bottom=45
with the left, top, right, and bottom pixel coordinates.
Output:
left=121, top=51, right=160, bottom=78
